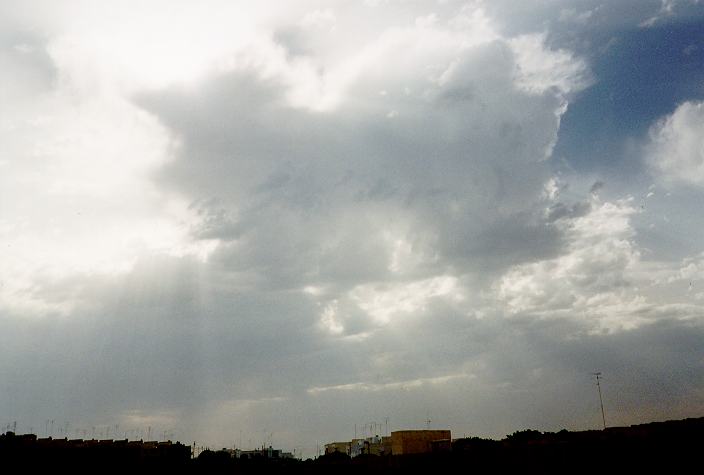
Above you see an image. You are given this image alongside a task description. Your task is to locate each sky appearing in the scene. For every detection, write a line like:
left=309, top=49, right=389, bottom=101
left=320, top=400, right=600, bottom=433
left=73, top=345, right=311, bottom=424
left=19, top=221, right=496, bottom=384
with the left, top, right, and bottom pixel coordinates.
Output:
left=1, top=0, right=704, bottom=457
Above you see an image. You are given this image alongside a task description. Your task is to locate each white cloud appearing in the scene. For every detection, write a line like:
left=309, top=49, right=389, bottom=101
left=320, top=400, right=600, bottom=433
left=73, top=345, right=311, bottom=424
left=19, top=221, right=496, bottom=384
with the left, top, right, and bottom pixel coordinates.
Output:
left=666, top=252, right=704, bottom=283
left=647, top=101, right=704, bottom=187
left=494, top=186, right=704, bottom=333
left=351, top=275, right=462, bottom=326
left=509, top=33, right=591, bottom=97
left=319, top=300, right=346, bottom=335
left=307, top=372, right=472, bottom=394
left=495, top=197, right=645, bottom=331
left=300, top=9, right=336, bottom=31
left=0, top=10, right=229, bottom=315
left=0, top=92, right=200, bottom=315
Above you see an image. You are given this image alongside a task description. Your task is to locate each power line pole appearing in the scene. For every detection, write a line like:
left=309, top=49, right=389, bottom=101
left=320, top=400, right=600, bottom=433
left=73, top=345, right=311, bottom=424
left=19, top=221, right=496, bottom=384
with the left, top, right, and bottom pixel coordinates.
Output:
left=592, top=372, right=606, bottom=429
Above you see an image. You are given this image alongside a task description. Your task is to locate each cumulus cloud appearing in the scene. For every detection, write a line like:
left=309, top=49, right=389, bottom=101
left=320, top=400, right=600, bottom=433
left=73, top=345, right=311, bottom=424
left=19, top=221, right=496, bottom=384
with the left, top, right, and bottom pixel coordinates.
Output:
left=509, top=33, right=591, bottom=97
left=647, top=101, right=704, bottom=187
left=495, top=197, right=646, bottom=331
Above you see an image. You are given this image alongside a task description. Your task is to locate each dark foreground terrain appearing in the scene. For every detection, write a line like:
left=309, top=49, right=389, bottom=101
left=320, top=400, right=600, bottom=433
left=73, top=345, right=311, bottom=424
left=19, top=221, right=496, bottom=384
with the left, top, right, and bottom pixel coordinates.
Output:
left=2, top=416, right=702, bottom=474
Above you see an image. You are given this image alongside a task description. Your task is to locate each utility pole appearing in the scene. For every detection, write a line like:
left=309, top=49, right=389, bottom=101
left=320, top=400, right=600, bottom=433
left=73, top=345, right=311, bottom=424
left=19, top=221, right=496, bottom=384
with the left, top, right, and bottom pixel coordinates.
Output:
left=592, top=372, right=606, bottom=429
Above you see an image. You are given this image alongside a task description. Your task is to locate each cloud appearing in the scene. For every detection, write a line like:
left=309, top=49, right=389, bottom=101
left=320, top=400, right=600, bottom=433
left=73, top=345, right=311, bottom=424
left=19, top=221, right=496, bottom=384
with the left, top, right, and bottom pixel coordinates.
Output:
left=307, top=372, right=473, bottom=394
left=2, top=0, right=704, bottom=456
left=138, top=9, right=589, bottom=297
left=0, top=30, right=56, bottom=100
left=492, top=183, right=704, bottom=333
left=640, top=0, right=677, bottom=28
left=589, top=181, right=605, bottom=194
left=646, top=100, right=704, bottom=187
left=494, top=197, right=647, bottom=331
left=509, top=33, right=591, bottom=97
left=300, top=9, right=336, bottom=31
left=0, top=89, right=200, bottom=316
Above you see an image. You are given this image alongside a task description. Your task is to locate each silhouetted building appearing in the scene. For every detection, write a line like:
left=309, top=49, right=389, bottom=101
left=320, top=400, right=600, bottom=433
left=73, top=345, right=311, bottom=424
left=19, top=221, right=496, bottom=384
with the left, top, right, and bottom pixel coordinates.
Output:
left=0, top=432, right=190, bottom=469
left=234, top=446, right=293, bottom=459
left=390, top=430, right=451, bottom=455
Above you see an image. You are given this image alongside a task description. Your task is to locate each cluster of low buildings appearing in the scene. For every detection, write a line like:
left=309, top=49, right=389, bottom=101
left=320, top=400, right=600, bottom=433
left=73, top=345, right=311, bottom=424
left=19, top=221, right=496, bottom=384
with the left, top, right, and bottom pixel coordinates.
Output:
left=325, top=429, right=451, bottom=457
left=224, top=446, right=295, bottom=460
left=0, top=431, right=191, bottom=465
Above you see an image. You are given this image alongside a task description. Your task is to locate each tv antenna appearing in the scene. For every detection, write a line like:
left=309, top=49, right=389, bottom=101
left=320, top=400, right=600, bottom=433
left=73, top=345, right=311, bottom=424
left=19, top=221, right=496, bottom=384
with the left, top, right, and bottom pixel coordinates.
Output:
left=592, top=372, right=606, bottom=429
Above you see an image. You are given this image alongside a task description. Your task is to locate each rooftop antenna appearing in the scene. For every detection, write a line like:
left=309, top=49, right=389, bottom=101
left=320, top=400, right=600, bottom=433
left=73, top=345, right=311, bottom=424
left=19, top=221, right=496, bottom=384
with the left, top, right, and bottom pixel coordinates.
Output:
left=385, top=417, right=389, bottom=437
left=592, top=372, right=607, bottom=429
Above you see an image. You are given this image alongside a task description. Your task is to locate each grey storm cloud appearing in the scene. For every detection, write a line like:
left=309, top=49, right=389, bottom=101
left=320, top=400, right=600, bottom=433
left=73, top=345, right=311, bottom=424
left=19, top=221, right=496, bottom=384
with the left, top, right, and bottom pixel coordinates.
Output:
left=137, top=37, right=575, bottom=289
